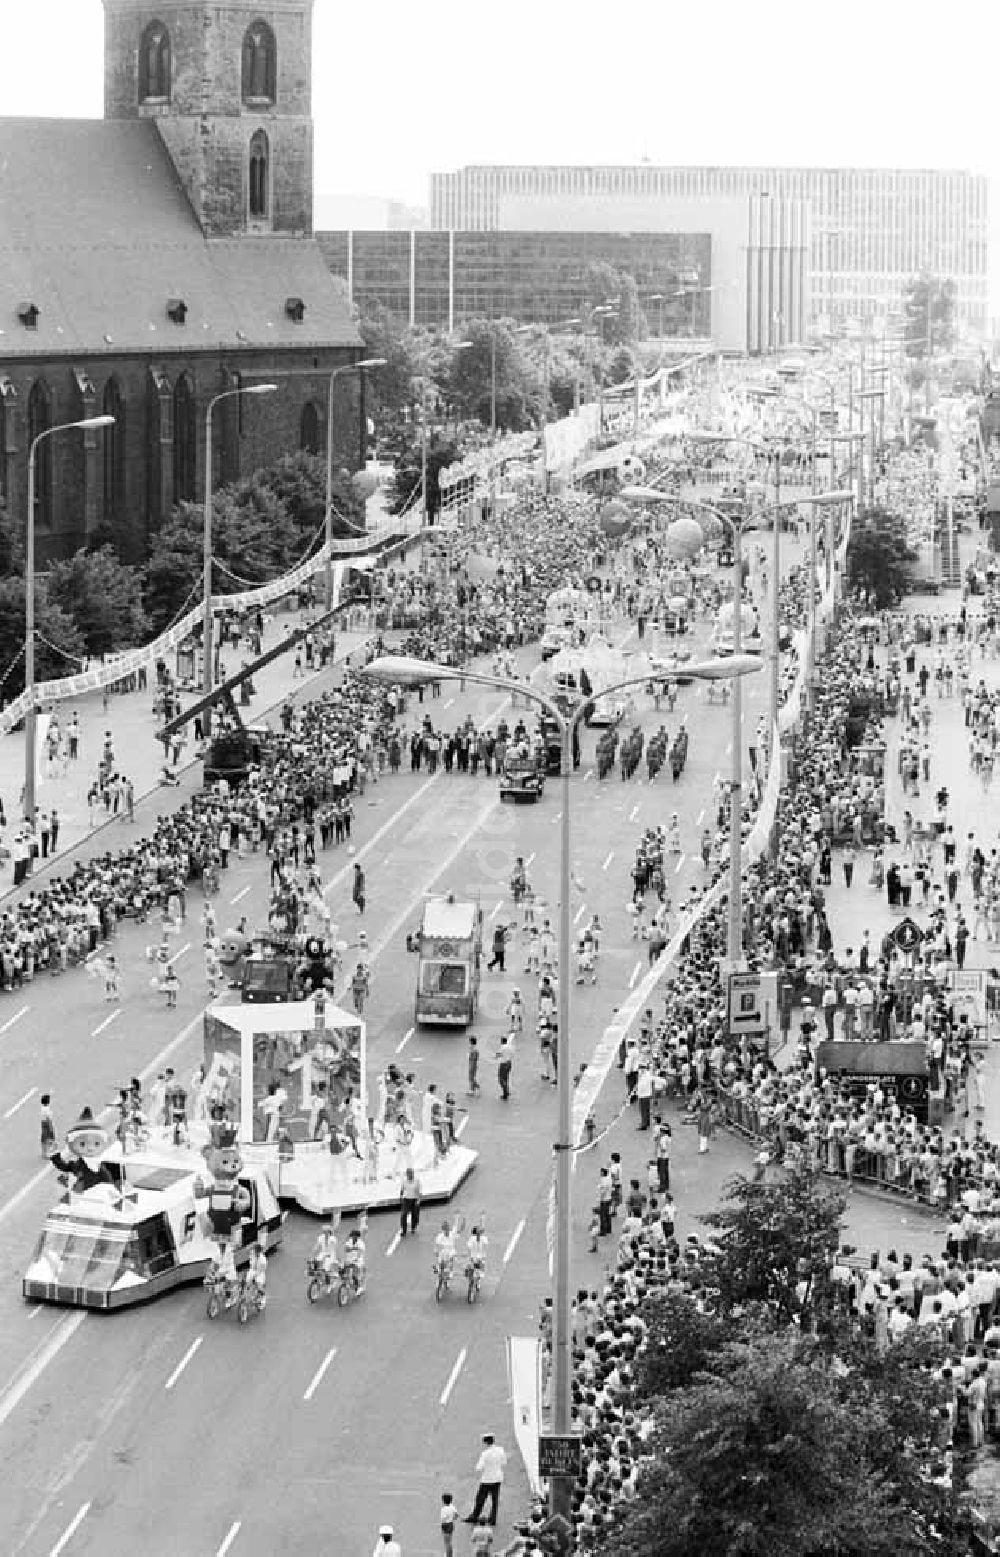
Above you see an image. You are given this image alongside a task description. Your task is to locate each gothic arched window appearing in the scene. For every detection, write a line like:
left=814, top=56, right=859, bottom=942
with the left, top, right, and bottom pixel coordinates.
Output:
left=139, top=20, right=171, bottom=102
left=249, top=130, right=270, bottom=220
left=242, top=20, right=276, bottom=104
left=300, top=402, right=320, bottom=455
left=172, top=374, right=196, bottom=502
left=102, top=378, right=126, bottom=525
left=28, top=380, right=52, bottom=530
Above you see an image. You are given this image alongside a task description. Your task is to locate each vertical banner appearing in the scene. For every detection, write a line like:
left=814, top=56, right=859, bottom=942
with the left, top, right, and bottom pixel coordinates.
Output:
left=35, top=711, right=50, bottom=793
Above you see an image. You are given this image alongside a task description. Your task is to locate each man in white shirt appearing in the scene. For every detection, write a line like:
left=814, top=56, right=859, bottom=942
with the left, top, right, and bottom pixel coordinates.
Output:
left=465, top=1433, right=508, bottom=1527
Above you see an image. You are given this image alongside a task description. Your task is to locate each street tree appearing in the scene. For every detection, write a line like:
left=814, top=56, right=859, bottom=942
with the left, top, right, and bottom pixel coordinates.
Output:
left=0, top=575, right=86, bottom=697
left=445, top=319, right=534, bottom=431
left=699, top=1166, right=846, bottom=1325
left=384, top=427, right=459, bottom=522
left=847, top=507, right=920, bottom=607
left=359, top=304, right=421, bottom=423
left=904, top=274, right=957, bottom=359
left=44, top=546, right=150, bottom=658
left=596, top=1330, right=965, bottom=1557
left=583, top=261, right=647, bottom=345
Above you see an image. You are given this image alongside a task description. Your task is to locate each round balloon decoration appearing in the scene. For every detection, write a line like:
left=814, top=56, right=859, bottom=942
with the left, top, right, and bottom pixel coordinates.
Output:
left=664, top=516, right=704, bottom=559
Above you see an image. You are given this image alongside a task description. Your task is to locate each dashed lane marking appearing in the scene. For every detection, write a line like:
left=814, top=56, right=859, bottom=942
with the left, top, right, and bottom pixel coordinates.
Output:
left=0, top=1005, right=30, bottom=1035
left=303, top=1347, right=338, bottom=1402
left=230, top=885, right=251, bottom=904
left=385, top=1231, right=402, bottom=1258
left=675, top=854, right=685, bottom=874
left=628, top=804, right=640, bottom=822
left=395, top=1027, right=414, bottom=1054
left=3, top=1087, right=37, bottom=1121
left=439, top=1346, right=468, bottom=1408
left=696, top=808, right=705, bottom=826
left=602, top=852, right=614, bottom=871
left=164, top=1335, right=203, bottom=1391
left=216, top=1522, right=242, bottom=1557
left=91, top=1010, right=121, bottom=1037
left=0, top=1311, right=87, bottom=1430
left=573, top=903, right=587, bottom=925
left=629, top=960, right=643, bottom=989
left=503, top=1218, right=526, bottom=1265
left=490, top=901, right=503, bottom=920
left=49, top=1502, right=91, bottom=1557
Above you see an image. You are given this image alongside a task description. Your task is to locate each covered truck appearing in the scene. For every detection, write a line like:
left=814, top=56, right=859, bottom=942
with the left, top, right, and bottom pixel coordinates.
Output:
left=410, top=895, right=483, bottom=1027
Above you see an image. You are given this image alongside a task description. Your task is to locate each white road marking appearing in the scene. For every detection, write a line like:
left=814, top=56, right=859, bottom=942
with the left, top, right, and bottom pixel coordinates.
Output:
left=583, top=768, right=593, bottom=782
left=230, top=885, right=251, bottom=904
left=503, top=1218, right=526, bottom=1265
left=0, top=1311, right=87, bottom=1429
left=629, top=960, right=643, bottom=989
left=456, top=1115, right=469, bottom=1139
left=439, top=1346, right=468, bottom=1408
left=0, top=1005, right=30, bottom=1034
left=443, top=696, right=455, bottom=710
left=490, top=900, right=503, bottom=920
left=49, top=1501, right=91, bottom=1557
left=91, top=1009, right=121, bottom=1037
left=27, top=1305, right=43, bottom=1320
left=628, top=804, right=640, bottom=822
left=573, top=903, right=587, bottom=925
left=172, top=941, right=191, bottom=961
left=385, top=1231, right=402, bottom=1258
left=303, top=1346, right=338, bottom=1402
left=395, top=1027, right=414, bottom=1054
left=696, top=808, right=705, bottom=825
left=675, top=854, right=685, bottom=873
left=216, top=1522, right=242, bottom=1557
left=724, top=740, right=732, bottom=755
left=164, top=1335, right=203, bottom=1391
left=602, top=851, right=614, bottom=871
left=550, top=812, right=562, bottom=825
left=525, top=852, right=536, bottom=867
left=3, top=1086, right=37, bottom=1120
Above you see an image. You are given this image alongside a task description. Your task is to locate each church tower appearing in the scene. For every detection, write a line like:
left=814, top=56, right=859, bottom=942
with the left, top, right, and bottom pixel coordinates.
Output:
left=102, top=1, right=315, bottom=237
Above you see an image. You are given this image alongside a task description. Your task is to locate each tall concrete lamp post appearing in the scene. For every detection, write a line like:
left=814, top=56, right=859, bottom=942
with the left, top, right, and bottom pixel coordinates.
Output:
left=24, top=413, right=117, bottom=834
left=203, top=383, right=278, bottom=737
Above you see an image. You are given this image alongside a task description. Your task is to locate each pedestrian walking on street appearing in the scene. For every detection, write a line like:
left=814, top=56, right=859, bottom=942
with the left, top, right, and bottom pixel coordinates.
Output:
left=495, top=1034, right=514, bottom=1101
left=439, top=1492, right=458, bottom=1557
left=353, top=862, right=366, bottom=914
left=399, top=1167, right=421, bottom=1236
left=467, top=1034, right=481, bottom=1096
left=372, top=1527, right=402, bottom=1557
left=464, top=1433, right=507, bottom=1527
left=39, top=1093, right=55, bottom=1157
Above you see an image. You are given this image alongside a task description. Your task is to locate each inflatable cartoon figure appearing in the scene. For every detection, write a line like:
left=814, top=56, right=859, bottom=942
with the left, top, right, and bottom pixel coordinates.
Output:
left=49, top=1107, right=117, bottom=1194
left=203, top=1120, right=251, bottom=1245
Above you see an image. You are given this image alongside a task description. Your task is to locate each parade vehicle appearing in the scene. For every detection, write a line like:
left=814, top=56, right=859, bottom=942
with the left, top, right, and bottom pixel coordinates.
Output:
left=499, top=750, right=545, bottom=803
left=23, top=1125, right=282, bottom=1311
left=240, top=932, right=298, bottom=1003
left=410, top=895, right=483, bottom=1027
left=548, top=634, right=628, bottom=728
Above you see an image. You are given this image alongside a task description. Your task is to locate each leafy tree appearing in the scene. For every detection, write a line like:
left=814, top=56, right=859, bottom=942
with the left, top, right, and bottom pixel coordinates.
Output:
left=904, top=274, right=957, bottom=359
left=583, top=262, right=647, bottom=345
left=847, top=507, right=921, bottom=607
left=44, top=546, right=150, bottom=658
left=634, top=1289, right=730, bottom=1398
left=384, top=428, right=458, bottom=521
left=358, top=305, right=421, bottom=423
left=699, top=1166, right=845, bottom=1325
left=445, top=320, right=534, bottom=432
left=597, top=1331, right=964, bottom=1557
left=0, top=576, right=86, bottom=699
left=0, top=496, right=22, bottom=578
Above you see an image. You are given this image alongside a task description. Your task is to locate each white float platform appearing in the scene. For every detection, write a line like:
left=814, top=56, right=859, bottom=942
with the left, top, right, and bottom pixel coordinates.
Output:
left=239, top=1132, right=477, bottom=1217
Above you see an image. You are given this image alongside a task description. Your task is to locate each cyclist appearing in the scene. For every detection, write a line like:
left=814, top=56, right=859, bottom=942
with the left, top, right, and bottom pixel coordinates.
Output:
left=466, top=1225, right=488, bottom=1282
left=342, top=1227, right=367, bottom=1292
left=215, top=1241, right=239, bottom=1308
left=434, top=1220, right=457, bottom=1283
left=249, top=1242, right=267, bottom=1307
left=311, top=1222, right=339, bottom=1283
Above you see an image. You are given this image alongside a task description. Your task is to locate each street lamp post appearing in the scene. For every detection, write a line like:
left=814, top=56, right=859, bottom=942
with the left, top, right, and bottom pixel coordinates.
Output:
left=24, top=414, right=117, bottom=831
left=324, top=358, right=386, bottom=609
left=203, top=383, right=278, bottom=737
left=359, top=648, right=761, bottom=1517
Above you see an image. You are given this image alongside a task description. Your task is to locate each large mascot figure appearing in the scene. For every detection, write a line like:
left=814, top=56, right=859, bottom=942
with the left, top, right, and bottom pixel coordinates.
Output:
left=49, top=1107, right=117, bottom=1194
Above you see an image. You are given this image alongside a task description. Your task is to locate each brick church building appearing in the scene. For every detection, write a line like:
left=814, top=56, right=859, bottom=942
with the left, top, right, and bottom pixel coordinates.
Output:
left=0, top=0, right=362, bottom=564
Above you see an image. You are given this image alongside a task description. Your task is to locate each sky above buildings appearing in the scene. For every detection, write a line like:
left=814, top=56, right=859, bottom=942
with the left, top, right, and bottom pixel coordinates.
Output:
left=4, top=0, right=996, bottom=299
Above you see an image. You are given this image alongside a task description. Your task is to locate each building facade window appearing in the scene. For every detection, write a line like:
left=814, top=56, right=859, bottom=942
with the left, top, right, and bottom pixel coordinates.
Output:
left=300, top=402, right=320, bottom=455
left=242, top=20, right=276, bottom=103
left=172, top=374, right=196, bottom=502
left=139, top=20, right=171, bottom=102
left=249, top=130, right=270, bottom=220
left=102, top=378, right=126, bottom=526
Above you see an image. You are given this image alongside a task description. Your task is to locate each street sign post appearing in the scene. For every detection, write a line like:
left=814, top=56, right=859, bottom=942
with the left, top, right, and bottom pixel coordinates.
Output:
left=538, top=1436, right=582, bottom=1480
left=727, top=971, right=778, bottom=1039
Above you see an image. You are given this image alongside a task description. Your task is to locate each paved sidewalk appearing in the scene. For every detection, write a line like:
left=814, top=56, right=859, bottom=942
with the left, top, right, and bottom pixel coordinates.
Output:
left=0, top=607, right=373, bottom=897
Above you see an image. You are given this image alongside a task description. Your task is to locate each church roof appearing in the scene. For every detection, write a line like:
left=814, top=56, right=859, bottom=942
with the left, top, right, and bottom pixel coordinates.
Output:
left=0, top=118, right=361, bottom=358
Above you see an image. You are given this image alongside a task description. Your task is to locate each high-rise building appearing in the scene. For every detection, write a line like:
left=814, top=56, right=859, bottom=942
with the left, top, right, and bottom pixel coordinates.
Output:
left=429, top=164, right=990, bottom=333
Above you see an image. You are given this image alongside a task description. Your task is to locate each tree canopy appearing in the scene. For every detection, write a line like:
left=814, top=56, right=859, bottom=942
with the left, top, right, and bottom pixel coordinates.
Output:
left=904, top=275, right=957, bottom=359
left=44, top=546, right=150, bottom=658
left=846, top=507, right=921, bottom=606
